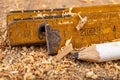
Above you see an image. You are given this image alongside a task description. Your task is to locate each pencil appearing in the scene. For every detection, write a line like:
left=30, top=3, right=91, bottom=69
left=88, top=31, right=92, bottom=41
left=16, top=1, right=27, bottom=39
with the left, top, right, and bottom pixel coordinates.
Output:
left=72, top=42, right=120, bottom=62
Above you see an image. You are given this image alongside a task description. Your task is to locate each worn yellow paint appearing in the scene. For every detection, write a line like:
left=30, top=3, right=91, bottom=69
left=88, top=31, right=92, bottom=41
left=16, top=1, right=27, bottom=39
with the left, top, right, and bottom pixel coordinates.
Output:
left=102, top=28, right=111, bottom=34
left=8, top=4, right=120, bottom=54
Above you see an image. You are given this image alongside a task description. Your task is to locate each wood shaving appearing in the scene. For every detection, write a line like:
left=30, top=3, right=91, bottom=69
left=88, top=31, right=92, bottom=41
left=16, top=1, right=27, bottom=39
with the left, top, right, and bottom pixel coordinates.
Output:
left=112, top=38, right=120, bottom=42
left=10, top=71, right=19, bottom=74
left=114, top=64, right=120, bottom=70
left=0, top=72, right=14, bottom=80
left=80, top=0, right=94, bottom=3
left=86, top=70, right=98, bottom=79
left=54, top=38, right=73, bottom=61
left=0, top=0, right=120, bottom=80
left=64, top=7, right=75, bottom=16
left=0, top=53, right=3, bottom=60
left=65, top=37, right=72, bottom=46
left=36, top=14, right=43, bottom=17
left=76, top=14, right=88, bottom=30
left=55, top=40, right=73, bottom=61
left=24, top=72, right=35, bottom=80
left=111, top=0, right=117, bottom=4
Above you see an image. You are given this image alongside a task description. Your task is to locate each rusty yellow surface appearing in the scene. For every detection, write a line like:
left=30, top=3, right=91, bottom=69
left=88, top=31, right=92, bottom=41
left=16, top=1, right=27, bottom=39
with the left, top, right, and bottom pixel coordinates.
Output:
left=8, top=4, right=120, bottom=54
left=7, top=8, right=69, bottom=25
left=7, top=4, right=120, bottom=24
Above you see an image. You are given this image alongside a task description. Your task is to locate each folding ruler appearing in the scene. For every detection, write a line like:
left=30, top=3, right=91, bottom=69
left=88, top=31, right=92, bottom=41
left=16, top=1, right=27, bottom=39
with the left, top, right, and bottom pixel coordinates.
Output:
left=7, top=4, right=120, bottom=55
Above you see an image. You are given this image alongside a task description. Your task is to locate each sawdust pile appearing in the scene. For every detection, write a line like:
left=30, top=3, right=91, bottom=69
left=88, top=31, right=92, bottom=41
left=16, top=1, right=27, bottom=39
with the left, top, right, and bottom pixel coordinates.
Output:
left=0, top=0, right=120, bottom=80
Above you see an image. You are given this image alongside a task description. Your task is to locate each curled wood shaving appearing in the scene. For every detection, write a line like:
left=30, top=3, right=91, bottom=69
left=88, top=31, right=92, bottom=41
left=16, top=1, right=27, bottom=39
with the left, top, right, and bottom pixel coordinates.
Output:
left=114, top=64, right=120, bottom=70
left=24, top=72, right=35, bottom=80
left=27, top=55, right=35, bottom=63
left=76, top=14, right=87, bottom=30
left=55, top=38, right=73, bottom=61
left=63, top=7, right=75, bottom=16
left=68, top=7, right=74, bottom=16
left=111, top=0, right=117, bottom=4
left=36, top=14, right=43, bottom=17
left=112, top=38, right=120, bottom=42
left=0, top=53, right=3, bottom=60
left=55, top=43, right=73, bottom=61
left=1, top=1, right=120, bottom=79
left=86, top=70, right=98, bottom=79
left=0, top=72, right=14, bottom=80
left=65, top=37, right=72, bottom=46
left=80, top=0, right=94, bottom=2
left=10, top=70, right=19, bottom=74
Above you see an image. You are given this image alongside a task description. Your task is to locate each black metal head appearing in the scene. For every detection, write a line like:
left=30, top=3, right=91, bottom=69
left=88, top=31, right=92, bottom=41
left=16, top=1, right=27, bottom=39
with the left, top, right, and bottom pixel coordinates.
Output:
left=45, top=24, right=61, bottom=55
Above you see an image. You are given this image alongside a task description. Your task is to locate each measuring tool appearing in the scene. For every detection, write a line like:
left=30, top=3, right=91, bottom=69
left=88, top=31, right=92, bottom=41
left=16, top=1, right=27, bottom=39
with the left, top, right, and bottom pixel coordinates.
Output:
left=8, top=4, right=120, bottom=55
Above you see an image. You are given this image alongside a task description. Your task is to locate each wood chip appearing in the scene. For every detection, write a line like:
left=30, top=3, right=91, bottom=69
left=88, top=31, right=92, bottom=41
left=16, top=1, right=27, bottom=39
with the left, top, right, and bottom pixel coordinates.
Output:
left=55, top=40, right=73, bottom=61
left=76, top=15, right=87, bottom=30
left=65, top=37, right=72, bottom=46
left=24, top=72, right=35, bottom=80
left=55, top=43, right=73, bottom=61
left=111, top=0, right=117, bottom=4
left=112, top=38, right=120, bottom=42
left=1, top=1, right=120, bottom=79
left=114, top=64, right=120, bottom=70
left=86, top=70, right=98, bottom=79
left=0, top=53, right=3, bottom=60
left=55, top=38, right=73, bottom=61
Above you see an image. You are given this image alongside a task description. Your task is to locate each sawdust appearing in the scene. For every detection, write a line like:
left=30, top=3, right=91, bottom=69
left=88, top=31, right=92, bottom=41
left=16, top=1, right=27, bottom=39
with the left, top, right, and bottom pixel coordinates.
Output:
left=86, top=70, right=98, bottom=79
left=0, top=53, right=3, bottom=60
left=0, top=0, right=120, bottom=80
left=110, top=0, right=118, bottom=4
left=112, top=38, right=120, bottom=42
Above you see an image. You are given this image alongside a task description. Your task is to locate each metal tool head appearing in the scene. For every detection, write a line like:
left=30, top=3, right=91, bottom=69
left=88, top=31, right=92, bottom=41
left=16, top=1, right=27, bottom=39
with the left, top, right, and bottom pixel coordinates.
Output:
left=45, top=24, right=61, bottom=55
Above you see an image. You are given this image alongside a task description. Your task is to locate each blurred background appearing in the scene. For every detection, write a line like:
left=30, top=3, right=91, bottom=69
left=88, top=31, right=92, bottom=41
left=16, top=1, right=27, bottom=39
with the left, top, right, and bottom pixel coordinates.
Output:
left=0, top=0, right=120, bottom=80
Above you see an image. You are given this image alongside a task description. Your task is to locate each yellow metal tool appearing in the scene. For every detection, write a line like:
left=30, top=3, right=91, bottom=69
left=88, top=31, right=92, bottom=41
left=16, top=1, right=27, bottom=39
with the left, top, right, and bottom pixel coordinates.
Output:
left=8, top=4, right=120, bottom=55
